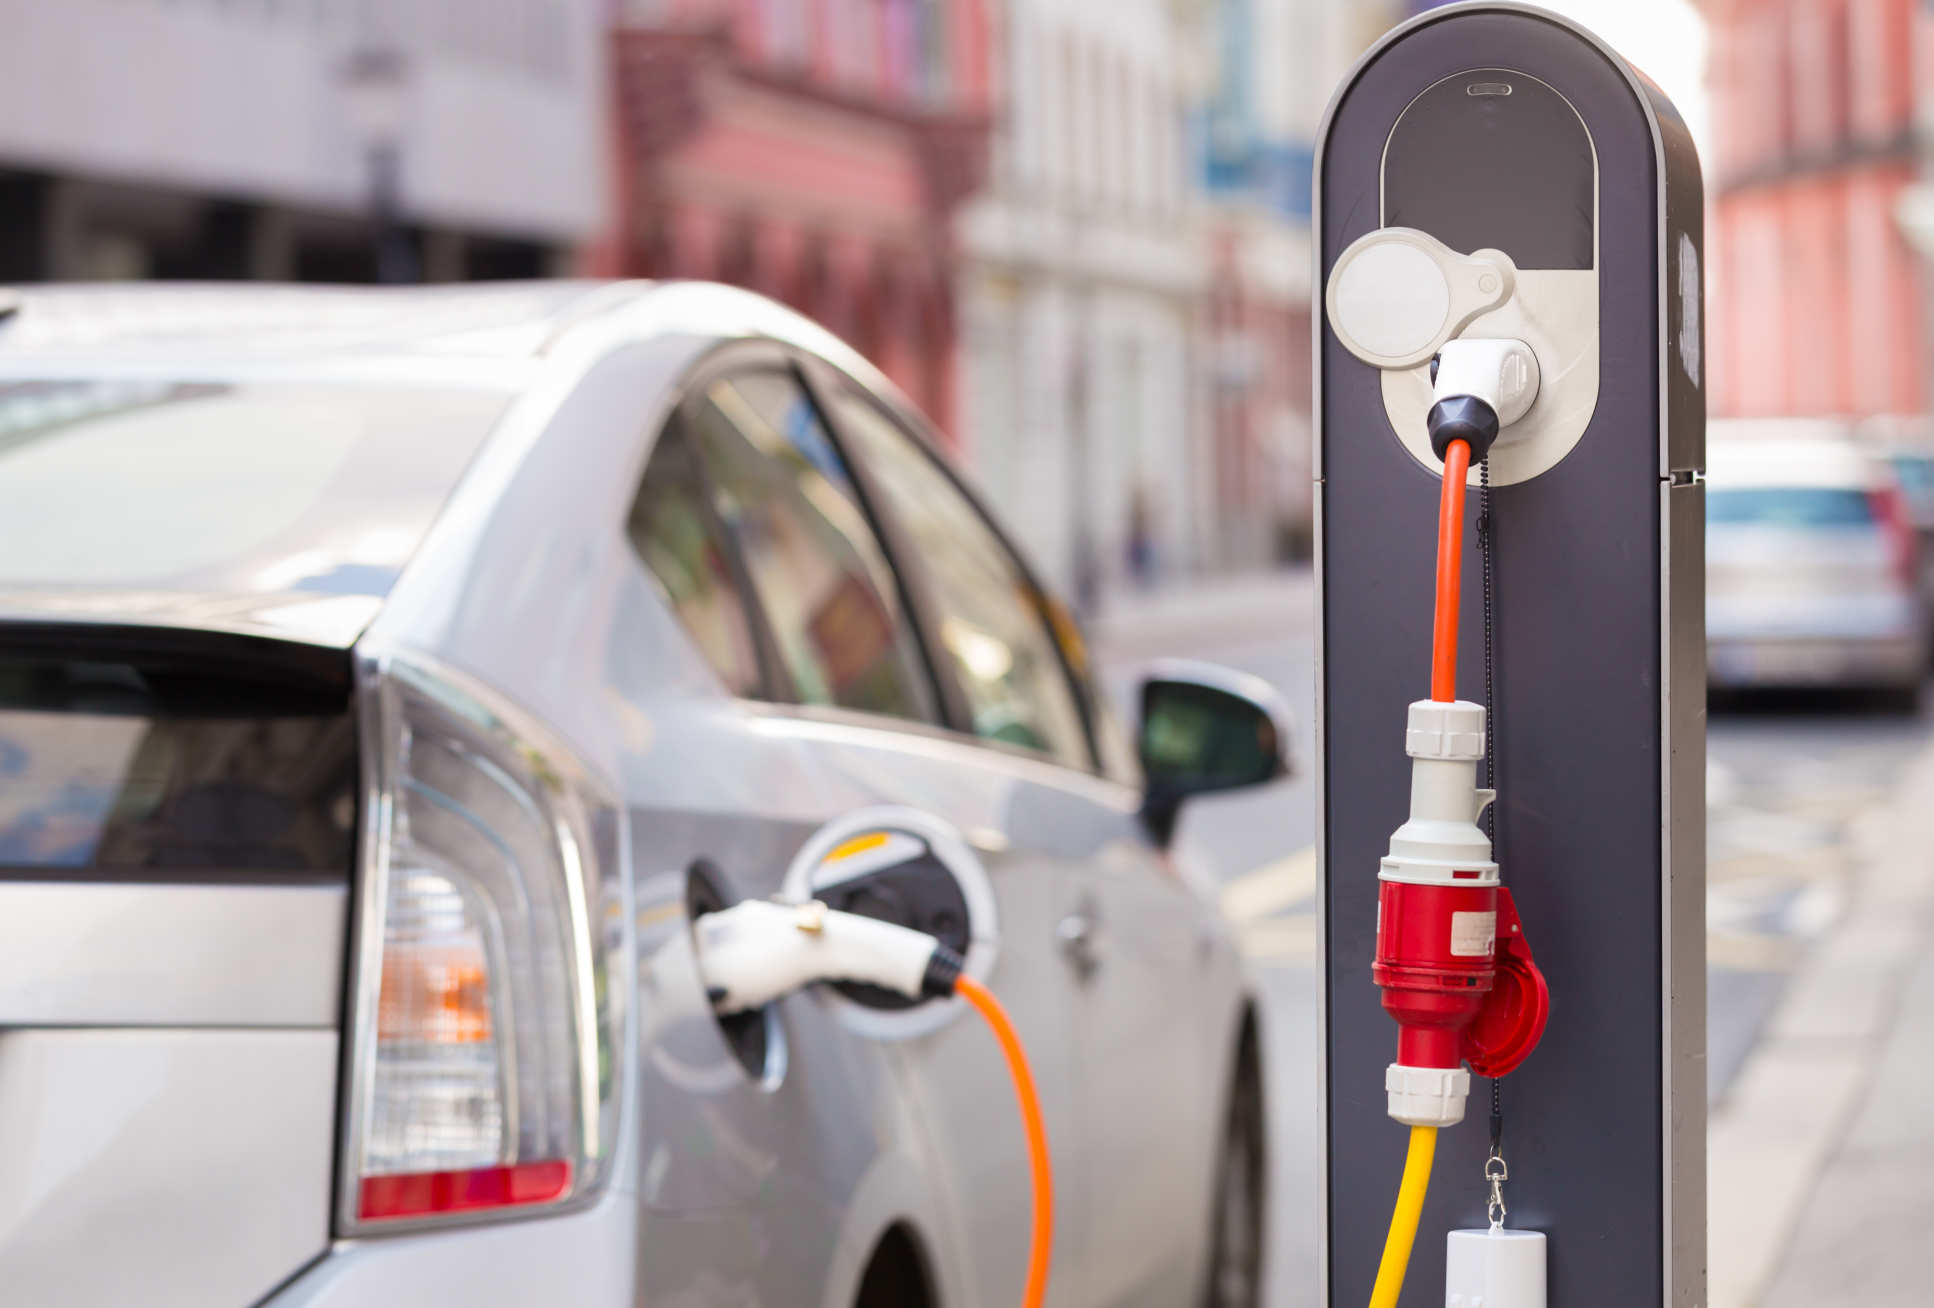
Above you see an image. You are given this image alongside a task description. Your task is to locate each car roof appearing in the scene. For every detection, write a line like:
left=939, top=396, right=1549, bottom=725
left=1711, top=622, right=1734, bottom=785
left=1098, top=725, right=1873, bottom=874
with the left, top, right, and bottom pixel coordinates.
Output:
left=0, top=281, right=623, bottom=369
left=0, top=281, right=901, bottom=648
left=1706, top=436, right=1888, bottom=489
left=0, top=280, right=886, bottom=385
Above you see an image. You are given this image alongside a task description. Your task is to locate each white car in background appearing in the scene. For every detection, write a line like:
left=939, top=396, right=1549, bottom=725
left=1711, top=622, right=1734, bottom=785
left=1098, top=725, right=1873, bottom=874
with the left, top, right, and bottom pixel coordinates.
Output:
left=1707, top=421, right=1926, bottom=707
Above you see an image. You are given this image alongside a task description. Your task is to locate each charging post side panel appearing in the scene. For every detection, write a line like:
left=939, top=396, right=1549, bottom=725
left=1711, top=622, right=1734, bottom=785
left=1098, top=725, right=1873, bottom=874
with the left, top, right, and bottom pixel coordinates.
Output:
left=1314, top=7, right=1705, bottom=1306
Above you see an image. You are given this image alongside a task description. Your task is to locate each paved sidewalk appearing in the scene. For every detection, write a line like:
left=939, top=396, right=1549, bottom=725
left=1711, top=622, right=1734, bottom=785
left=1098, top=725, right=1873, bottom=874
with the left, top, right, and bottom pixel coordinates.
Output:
left=1086, top=566, right=1313, bottom=662
left=1709, top=729, right=1934, bottom=1307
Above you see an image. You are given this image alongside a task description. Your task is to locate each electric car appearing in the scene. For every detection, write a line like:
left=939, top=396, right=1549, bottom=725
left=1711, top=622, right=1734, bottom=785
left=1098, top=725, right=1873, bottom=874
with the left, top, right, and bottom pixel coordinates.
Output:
left=1706, top=422, right=1926, bottom=703
left=0, top=282, right=1282, bottom=1308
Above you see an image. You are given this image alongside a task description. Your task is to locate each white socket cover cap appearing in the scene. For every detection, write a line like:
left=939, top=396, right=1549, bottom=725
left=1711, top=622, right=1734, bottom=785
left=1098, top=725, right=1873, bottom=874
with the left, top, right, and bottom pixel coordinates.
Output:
left=1325, top=227, right=1516, bottom=370
left=1447, top=1228, right=1546, bottom=1308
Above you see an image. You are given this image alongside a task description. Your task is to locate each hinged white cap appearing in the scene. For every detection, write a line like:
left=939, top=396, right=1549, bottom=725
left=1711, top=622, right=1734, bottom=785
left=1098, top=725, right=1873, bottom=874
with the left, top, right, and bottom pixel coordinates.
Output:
left=1406, top=699, right=1486, bottom=761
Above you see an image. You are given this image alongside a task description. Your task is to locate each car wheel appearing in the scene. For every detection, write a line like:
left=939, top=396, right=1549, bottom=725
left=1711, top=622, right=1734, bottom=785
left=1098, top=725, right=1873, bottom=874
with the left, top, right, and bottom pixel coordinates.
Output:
left=1203, top=1031, right=1266, bottom=1308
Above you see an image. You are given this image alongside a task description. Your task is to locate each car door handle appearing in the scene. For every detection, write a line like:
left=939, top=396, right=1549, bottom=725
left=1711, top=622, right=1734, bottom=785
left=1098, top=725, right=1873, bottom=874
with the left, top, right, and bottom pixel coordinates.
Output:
left=1056, top=911, right=1100, bottom=981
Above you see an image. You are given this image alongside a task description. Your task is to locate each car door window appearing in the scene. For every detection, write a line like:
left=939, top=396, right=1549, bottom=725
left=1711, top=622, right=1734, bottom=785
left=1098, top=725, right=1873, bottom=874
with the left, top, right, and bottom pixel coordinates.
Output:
left=827, top=390, right=1093, bottom=769
left=686, top=370, right=937, bottom=723
left=625, top=419, right=766, bottom=696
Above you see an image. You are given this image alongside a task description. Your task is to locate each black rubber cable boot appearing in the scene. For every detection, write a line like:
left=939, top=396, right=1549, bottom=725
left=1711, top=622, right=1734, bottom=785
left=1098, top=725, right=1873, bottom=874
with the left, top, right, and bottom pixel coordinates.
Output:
left=1427, top=394, right=1501, bottom=462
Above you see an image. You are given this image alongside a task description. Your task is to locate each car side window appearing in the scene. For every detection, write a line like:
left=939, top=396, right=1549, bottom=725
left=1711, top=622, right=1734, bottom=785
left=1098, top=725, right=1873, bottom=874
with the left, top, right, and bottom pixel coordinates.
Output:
left=826, top=389, right=1094, bottom=770
left=685, top=370, right=937, bottom=724
left=624, top=419, right=764, bottom=696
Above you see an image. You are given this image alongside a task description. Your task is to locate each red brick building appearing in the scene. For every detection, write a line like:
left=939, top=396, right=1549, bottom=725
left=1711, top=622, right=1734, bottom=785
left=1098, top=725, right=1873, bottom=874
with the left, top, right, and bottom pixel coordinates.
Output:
left=591, top=0, right=992, bottom=440
left=1703, top=0, right=1925, bottom=420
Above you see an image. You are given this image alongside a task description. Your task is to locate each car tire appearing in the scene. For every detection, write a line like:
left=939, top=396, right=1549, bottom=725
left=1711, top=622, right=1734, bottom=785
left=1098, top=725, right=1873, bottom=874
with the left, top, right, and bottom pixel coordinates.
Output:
left=1203, top=1030, right=1267, bottom=1308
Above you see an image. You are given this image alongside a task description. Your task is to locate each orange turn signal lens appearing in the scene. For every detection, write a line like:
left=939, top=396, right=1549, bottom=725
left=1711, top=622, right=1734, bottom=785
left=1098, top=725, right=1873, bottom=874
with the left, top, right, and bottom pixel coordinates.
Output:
left=377, top=948, right=493, bottom=1046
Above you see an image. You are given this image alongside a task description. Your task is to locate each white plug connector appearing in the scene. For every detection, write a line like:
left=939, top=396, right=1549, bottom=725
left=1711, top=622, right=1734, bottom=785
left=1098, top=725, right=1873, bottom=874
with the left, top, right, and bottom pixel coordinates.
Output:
left=1433, top=337, right=1540, bottom=430
left=1383, top=699, right=1498, bottom=888
left=693, top=898, right=956, bottom=1013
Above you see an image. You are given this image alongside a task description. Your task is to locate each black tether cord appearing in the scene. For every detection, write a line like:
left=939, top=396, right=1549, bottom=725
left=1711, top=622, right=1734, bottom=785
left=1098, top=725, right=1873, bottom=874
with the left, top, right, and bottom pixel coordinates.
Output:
left=1478, top=458, right=1505, bottom=1154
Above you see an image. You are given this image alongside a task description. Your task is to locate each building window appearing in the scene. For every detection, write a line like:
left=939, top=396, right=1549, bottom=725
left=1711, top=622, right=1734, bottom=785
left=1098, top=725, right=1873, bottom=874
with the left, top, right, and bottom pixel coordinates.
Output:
left=761, top=0, right=810, bottom=67
left=915, top=0, right=948, bottom=105
left=881, top=0, right=915, bottom=99
left=1848, top=0, right=1914, bottom=143
left=827, top=0, right=876, bottom=88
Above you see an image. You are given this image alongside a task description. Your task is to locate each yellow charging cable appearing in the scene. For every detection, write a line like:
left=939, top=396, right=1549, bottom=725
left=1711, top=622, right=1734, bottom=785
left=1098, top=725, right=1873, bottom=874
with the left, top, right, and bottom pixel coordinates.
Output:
left=1368, top=1125, right=1438, bottom=1308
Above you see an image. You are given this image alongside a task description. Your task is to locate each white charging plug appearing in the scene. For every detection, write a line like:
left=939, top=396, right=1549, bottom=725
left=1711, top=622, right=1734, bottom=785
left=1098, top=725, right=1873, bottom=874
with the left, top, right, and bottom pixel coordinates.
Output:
left=693, top=898, right=957, bottom=1013
left=1433, top=338, right=1540, bottom=428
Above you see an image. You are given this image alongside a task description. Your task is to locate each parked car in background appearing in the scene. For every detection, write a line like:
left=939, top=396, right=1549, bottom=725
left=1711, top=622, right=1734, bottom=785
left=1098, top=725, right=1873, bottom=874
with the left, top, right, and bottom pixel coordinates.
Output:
left=1707, top=421, right=1926, bottom=706
left=1872, top=443, right=1934, bottom=643
left=0, top=283, right=1279, bottom=1308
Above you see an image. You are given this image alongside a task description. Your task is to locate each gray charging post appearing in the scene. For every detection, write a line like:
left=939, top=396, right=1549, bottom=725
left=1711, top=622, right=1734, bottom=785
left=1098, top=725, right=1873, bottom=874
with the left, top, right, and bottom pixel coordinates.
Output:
left=1314, top=5, right=1704, bottom=1305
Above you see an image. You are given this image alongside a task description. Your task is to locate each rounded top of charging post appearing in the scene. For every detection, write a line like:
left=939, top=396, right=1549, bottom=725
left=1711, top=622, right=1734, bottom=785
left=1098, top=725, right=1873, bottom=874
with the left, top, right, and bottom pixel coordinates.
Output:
left=1313, top=1, right=1681, bottom=158
left=1313, top=1, right=1706, bottom=489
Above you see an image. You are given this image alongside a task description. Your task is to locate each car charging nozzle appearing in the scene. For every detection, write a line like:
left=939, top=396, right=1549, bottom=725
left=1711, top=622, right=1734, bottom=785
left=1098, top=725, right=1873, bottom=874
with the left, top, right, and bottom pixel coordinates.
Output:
left=690, top=895, right=1051, bottom=1308
left=693, top=897, right=964, bottom=1013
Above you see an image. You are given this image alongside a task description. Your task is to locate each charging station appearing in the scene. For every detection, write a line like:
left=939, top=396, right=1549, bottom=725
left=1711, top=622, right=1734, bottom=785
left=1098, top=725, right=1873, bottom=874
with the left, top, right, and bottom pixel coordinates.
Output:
left=1315, top=5, right=1704, bottom=1305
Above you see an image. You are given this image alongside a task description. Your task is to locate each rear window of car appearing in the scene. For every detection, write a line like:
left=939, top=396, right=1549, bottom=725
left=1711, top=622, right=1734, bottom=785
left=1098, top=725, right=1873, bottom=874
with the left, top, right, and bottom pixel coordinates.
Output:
left=0, top=657, right=355, bottom=875
left=0, top=379, right=507, bottom=598
left=1707, top=487, right=1876, bottom=527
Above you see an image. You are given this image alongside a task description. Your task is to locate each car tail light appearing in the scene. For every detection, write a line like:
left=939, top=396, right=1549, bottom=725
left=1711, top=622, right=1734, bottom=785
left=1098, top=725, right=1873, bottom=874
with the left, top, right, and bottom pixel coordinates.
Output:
left=1869, top=484, right=1919, bottom=590
left=341, top=650, right=626, bottom=1233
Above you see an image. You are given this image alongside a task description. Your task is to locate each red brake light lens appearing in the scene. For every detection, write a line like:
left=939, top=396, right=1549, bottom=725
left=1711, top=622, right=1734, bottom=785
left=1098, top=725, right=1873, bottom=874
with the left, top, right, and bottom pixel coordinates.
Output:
left=358, top=1160, right=574, bottom=1221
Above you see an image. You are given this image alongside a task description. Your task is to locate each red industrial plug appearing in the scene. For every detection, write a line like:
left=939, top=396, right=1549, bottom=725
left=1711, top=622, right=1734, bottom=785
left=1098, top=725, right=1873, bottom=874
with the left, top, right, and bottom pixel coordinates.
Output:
left=1375, top=876, right=1549, bottom=1080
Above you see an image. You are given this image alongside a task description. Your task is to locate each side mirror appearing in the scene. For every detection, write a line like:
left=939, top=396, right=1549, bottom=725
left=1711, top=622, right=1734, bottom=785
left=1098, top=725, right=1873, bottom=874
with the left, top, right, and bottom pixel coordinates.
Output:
left=1138, top=659, right=1293, bottom=845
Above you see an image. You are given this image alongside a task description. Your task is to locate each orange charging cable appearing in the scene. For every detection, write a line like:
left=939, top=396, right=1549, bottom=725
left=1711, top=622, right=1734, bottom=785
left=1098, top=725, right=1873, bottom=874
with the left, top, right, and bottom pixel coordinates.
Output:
left=1431, top=439, right=1473, bottom=702
left=955, top=974, right=1053, bottom=1308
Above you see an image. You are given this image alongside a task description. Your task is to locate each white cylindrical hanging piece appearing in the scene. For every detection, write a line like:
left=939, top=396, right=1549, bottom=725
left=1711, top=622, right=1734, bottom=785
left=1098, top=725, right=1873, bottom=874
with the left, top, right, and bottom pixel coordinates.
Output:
left=1445, top=1228, right=1545, bottom=1308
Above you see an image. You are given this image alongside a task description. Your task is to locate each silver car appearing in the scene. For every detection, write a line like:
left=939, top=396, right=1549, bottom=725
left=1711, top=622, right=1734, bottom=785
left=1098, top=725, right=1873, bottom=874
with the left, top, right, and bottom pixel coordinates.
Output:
left=1707, top=423, right=1926, bottom=704
left=0, top=283, right=1279, bottom=1308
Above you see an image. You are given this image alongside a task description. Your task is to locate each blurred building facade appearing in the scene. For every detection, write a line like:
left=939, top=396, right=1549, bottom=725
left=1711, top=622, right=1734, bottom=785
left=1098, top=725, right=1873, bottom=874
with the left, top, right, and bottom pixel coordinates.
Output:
left=951, top=0, right=1406, bottom=604
left=953, top=0, right=1199, bottom=604
left=1702, top=0, right=1927, bottom=421
left=598, top=0, right=992, bottom=434
left=1178, top=0, right=1395, bottom=572
left=0, top=0, right=605, bottom=283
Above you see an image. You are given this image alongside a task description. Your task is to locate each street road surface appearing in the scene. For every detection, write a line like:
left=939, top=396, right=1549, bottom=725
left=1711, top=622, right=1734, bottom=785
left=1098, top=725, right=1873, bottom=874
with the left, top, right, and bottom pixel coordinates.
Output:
left=1096, top=589, right=1930, bottom=1307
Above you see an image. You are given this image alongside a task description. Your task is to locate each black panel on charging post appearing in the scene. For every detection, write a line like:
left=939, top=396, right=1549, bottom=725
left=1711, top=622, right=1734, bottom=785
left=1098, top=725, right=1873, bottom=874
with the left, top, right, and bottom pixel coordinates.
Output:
left=1316, top=7, right=1704, bottom=1307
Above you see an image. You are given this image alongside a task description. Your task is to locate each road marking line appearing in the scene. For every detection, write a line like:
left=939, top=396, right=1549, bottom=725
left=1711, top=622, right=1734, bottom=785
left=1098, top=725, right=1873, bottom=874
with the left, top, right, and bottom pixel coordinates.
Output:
left=1220, top=845, right=1317, bottom=923
left=1706, top=931, right=1801, bottom=972
left=1237, top=914, right=1317, bottom=965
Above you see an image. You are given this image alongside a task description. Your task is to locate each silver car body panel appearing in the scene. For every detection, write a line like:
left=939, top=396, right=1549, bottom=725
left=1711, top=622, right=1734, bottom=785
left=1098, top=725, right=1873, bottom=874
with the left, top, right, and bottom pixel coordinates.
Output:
left=0, top=882, right=344, bottom=1027
left=0, top=1029, right=338, bottom=1308
left=0, top=281, right=1251, bottom=1306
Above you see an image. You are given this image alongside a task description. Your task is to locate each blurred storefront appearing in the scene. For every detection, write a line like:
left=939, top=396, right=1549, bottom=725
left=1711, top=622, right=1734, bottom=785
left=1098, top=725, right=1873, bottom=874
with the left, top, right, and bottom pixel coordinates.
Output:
left=0, top=0, right=605, bottom=283
left=1702, top=0, right=1927, bottom=423
left=598, top=0, right=992, bottom=437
